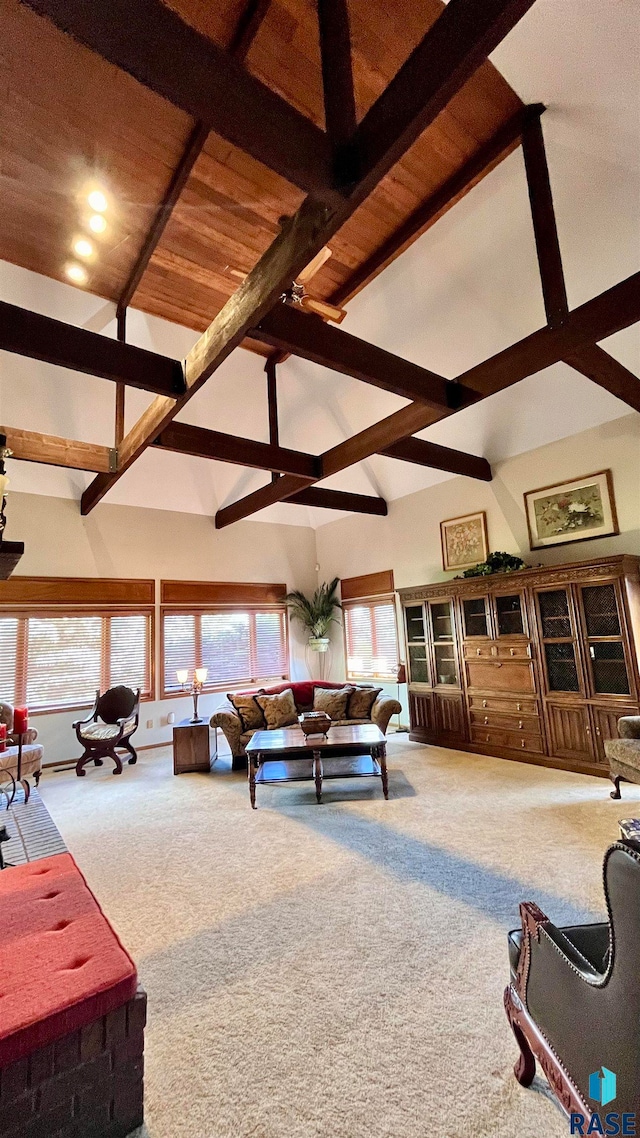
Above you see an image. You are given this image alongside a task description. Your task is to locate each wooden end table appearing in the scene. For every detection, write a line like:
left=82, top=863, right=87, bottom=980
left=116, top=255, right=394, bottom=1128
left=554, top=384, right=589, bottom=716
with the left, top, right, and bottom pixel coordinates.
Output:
left=245, top=723, right=388, bottom=808
left=172, top=718, right=216, bottom=775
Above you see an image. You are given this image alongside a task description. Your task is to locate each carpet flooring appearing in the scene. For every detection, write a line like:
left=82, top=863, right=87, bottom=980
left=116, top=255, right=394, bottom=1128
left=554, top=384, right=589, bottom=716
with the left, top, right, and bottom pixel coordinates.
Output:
left=38, top=738, right=631, bottom=1138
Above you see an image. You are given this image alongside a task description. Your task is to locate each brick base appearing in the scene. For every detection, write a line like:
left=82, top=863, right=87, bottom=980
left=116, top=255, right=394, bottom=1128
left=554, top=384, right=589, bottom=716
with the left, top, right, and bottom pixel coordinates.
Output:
left=0, top=988, right=146, bottom=1138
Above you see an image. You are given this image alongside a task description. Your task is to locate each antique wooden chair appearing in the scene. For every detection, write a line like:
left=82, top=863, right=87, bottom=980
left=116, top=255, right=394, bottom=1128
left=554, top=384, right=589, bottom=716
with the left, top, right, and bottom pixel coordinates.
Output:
left=74, top=686, right=140, bottom=777
left=505, top=839, right=640, bottom=1122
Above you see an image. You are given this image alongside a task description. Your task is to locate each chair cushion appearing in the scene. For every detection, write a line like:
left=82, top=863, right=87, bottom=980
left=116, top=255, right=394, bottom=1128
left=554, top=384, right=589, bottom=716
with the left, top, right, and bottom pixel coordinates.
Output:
left=313, top=685, right=354, bottom=720
left=347, top=687, right=382, bottom=720
left=0, top=852, right=138, bottom=1066
left=227, top=691, right=265, bottom=732
left=255, top=689, right=298, bottom=730
left=79, top=723, right=121, bottom=742
left=508, top=922, right=610, bottom=981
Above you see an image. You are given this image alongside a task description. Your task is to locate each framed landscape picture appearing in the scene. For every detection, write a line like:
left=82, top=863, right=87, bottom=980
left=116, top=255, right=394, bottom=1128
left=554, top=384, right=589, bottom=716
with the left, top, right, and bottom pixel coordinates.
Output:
left=440, top=511, right=488, bottom=572
left=524, top=470, right=618, bottom=550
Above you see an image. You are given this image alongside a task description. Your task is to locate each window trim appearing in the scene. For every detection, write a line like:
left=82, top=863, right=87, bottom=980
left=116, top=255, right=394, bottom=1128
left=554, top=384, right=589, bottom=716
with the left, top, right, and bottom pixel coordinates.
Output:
left=0, top=606, right=155, bottom=714
left=342, top=593, right=400, bottom=682
left=160, top=604, right=290, bottom=698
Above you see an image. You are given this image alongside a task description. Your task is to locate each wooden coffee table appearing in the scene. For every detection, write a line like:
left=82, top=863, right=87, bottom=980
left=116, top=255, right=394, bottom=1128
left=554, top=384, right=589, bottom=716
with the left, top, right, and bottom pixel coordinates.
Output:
left=245, top=723, right=388, bottom=809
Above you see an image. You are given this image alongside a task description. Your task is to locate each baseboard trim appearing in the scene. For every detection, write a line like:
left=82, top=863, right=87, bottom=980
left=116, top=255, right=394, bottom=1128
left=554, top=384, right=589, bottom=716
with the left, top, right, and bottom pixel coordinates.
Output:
left=44, top=739, right=173, bottom=771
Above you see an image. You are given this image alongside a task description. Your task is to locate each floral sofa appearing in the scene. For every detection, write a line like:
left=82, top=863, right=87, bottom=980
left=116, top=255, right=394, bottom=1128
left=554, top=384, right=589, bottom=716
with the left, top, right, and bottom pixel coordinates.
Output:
left=211, top=681, right=401, bottom=769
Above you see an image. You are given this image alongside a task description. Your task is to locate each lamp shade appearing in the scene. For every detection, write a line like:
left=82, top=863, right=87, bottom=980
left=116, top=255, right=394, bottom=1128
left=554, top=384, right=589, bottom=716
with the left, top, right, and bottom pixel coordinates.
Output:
left=176, top=669, right=189, bottom=685
left=195, top=667, right=208, bottom=684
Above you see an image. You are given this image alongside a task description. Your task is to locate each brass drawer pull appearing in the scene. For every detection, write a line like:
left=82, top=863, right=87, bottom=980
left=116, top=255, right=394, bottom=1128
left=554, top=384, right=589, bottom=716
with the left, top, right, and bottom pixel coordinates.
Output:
left=482, top=700, right=488, bottom=708
left=477, top=648, right=482, bottom=656
left=518, top=721, right=523, bottom=729
left=484, top=716, right=489, bottom=725
left=494, top=662, right=502, bottom=668
left=517, top=703, right=522, bottom=711
left=521, top=739, right=526, bottom=748
left=510, top=648, right=516, bottom=656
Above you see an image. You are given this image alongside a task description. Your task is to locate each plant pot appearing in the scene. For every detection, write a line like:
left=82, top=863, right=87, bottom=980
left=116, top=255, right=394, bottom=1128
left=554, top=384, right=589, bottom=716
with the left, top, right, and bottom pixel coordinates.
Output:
left=308, top=637, right=330, bottom=653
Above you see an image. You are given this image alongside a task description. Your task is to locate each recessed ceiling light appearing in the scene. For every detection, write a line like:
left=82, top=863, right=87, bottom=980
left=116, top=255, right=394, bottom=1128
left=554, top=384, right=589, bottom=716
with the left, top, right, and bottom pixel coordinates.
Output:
left=73, top=238, right=94, bottom=259
left=89, top=214, right=107, bottom=234
left=88, top=189, right=108, bottom=212
left=65, top=262, right=88, bottom=285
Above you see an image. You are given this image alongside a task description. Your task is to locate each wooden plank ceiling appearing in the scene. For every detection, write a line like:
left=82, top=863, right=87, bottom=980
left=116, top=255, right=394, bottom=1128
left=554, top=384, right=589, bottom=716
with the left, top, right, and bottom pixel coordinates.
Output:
left=0, top=0, right=521, bottom=352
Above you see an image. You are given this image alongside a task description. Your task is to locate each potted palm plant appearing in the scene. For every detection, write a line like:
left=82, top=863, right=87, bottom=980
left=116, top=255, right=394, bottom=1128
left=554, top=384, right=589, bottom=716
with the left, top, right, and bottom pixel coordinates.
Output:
left=285, top=577, right=342, bottom=652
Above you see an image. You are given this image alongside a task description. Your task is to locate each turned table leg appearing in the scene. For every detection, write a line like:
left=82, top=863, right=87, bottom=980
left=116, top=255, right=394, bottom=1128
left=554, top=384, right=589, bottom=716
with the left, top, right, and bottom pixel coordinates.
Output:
left=249, top=752, right=257, bottom=809
left=313, top=750, right=323, bottom=803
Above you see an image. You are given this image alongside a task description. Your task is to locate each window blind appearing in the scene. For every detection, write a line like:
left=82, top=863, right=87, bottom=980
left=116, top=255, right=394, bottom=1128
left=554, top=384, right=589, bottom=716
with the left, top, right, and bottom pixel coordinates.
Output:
left=0, top=611, right=153, bottom=712
left=344, top=599, right=399, bottom=679
left=162, top=608, right=289, bottom=694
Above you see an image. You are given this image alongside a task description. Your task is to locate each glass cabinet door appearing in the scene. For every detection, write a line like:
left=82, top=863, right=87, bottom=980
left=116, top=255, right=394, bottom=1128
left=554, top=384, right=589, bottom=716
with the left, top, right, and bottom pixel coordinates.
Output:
left=405, top=604, right=429, bottom=684
left=462, top=596, right=489, bottom=638
left=429, top=601, right=459, bottom=687
left=537, top=589, right=581, bottom=693
left=580, top=583, right=631, bottom=696
left=405, top=605, right=426, bottom=643
left=495, top=593, right=525, bottom=637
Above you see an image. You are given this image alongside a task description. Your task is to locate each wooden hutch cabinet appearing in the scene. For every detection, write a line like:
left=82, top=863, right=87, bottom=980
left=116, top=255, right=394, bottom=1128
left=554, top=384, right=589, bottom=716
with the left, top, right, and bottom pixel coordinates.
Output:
left=399, top=555, right=640, bottom=777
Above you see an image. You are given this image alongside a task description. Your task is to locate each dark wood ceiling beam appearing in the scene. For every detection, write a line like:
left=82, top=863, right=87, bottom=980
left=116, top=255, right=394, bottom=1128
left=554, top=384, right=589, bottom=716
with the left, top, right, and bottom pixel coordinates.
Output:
left=118, top=122, right=210, bottom=314
left=564, top=344, right=640, bottom=413
left=521, top=113, right=568, bottom=328
left=215, top=475, right=311, bottom=528
left=381, top=437, right=492, bottom=481
left=349, top=0, right=537, bottom=197
left=229, top=0, right=272, bottom=61
left=23, top=0, right=335, bottom=198
left=152, top=422, right=321, bottom=479
left=80, top=0, right=539, bottom=514
left=317, top=0, right=357, bottom=161
left=289, top=487, right=387, bottom=515
left=250, top=302, right=479, bottom=409
left=117, top=0, right=271, bottom=315
left=0, top=300, right=185, bottom=397
left=266, top=357, right=280, bottom=483
left=331, top=103, right=544, bottom=307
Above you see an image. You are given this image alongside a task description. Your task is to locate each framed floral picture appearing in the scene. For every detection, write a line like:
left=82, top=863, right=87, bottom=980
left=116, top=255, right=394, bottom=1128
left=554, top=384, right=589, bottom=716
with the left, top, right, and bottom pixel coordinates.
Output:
left=524, top=470, right=618, bottom=550
left=440, top=511, right=489, bottom=572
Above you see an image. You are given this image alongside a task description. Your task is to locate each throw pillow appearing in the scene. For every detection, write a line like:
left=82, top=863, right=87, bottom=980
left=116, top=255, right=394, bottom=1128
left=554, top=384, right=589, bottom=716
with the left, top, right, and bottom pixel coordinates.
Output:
left=348, top=687, right=383, bottom=720
left=313, top=685, right=354, bottom=721
left=255, top=688, right=298, bottom=730
left=227, top=691, right=265, bottom=732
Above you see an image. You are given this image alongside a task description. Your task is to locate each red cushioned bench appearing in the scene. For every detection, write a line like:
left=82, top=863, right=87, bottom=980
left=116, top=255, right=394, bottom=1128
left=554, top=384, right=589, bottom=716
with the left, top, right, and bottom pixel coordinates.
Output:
left=0, top=853, right=146, bottom=1138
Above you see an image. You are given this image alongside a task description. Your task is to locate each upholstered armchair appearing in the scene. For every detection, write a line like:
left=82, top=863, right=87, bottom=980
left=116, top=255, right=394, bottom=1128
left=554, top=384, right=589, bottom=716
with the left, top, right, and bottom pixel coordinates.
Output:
left=74, top=686, right=140, bottom=777
left=605, top=715, right=640, bottom=798
left=505, top=839, right=640, bottom=1121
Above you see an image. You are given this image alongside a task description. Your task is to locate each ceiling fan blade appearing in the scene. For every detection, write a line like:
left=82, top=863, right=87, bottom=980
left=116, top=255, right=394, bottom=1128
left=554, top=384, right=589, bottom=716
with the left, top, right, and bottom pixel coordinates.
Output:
left=295, top=245, right=332, bottom=285
left=299, top=295, right=347, bottom=324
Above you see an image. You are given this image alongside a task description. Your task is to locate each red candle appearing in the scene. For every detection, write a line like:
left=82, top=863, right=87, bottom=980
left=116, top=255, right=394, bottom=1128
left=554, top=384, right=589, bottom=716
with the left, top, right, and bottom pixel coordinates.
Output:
left=0, top=724, right=6, bottom=753
left=13, top=707, right=28, bottom=735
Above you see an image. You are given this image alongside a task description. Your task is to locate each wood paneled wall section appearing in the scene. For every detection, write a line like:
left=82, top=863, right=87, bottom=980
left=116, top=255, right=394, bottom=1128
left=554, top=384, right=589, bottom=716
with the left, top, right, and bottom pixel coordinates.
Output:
left=0, top=577, right=155, bottom=606
left=160, top=580, right=286, bottom=606
left=340, top=569, right=394, bottom=601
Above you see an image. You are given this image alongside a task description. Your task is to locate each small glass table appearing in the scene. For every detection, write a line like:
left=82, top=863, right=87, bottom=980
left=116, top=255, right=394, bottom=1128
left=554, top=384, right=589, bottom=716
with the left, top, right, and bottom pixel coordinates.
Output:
left=245, top=723, right=388, bottom=809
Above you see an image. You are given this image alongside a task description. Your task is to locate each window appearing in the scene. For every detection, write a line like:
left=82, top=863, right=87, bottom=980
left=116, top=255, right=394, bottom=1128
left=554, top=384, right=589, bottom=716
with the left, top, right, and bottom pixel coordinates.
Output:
left=0, top=611, right=153, bottom=712
left=162, top=608, right=289, bottom=694
left=344, top=599, right=399, bottom=680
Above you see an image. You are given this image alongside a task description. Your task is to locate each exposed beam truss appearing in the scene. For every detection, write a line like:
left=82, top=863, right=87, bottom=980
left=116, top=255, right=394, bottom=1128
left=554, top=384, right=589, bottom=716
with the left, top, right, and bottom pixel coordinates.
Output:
left=31, top=0, right=537, bottom=515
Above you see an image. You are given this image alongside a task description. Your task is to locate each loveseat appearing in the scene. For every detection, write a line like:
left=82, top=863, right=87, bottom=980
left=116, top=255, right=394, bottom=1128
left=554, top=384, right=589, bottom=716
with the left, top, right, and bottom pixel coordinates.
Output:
left=211, top=681, right=401, bottom=769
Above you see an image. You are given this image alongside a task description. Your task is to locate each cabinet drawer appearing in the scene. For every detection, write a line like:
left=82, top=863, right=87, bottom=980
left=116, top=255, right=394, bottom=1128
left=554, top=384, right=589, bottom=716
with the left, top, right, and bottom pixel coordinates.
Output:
left=470, top=726, right=544, bottom=754
left=463, top=641, right=532, bottom=661
left=470, top=709, right=541, bottom=732
left=468, top=695, right=538, bottom=714
left=496, top=642, right=531, bottom=660
left=466, top=659, right=535, bottom=693
left=505, top=732, right=544, bottom=754
left=464, top=641, right=496, bottom=659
